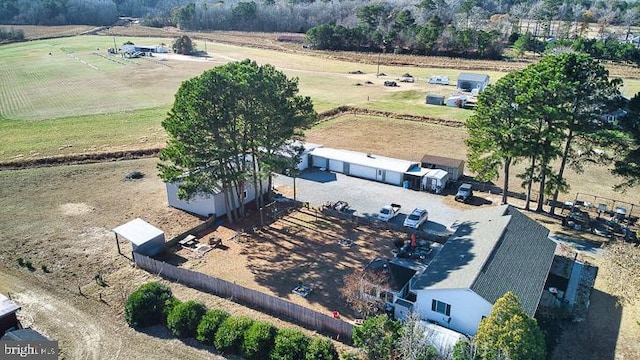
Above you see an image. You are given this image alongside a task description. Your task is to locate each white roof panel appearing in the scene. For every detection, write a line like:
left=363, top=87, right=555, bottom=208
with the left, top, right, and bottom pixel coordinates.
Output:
left=426, top=169, right=448, bottom=180
left=0, top=294, right=20, bottom=317
left=113, top=218, right=164, bottom=246
left=310, top=147, right=417, bottom=173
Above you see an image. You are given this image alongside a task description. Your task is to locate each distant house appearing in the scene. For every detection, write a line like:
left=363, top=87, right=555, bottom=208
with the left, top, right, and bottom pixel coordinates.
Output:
left=390, top=205, right=556, bottom=336
left=457, top=73, right=490, bottom=93
left=421, top=155, right=465, bottom=181
left=119, top=44, right=169, bottom=55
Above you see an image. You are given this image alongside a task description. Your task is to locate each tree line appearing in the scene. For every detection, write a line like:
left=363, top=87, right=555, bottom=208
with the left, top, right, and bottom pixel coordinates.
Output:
left=465, top=52, right=639, bottom=212
left=0, top=0, right=118, bottom=26
left=1, top=0, right=638, bottom=36
left=514, top=33, right=640, bottom=65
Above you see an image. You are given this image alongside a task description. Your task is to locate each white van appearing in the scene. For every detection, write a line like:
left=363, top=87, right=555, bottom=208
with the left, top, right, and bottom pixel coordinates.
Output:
left=428, top=75, right=449, bottom=85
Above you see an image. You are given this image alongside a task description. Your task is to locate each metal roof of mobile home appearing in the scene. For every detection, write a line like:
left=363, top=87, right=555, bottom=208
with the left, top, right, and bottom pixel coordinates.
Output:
left=457, top=73, right=489, bottom=82
left=310, top=147, right=418, bottom=173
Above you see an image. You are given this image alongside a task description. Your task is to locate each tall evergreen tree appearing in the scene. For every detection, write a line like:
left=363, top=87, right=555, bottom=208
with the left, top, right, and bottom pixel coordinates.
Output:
left=158, top=60, right=315, bottom=223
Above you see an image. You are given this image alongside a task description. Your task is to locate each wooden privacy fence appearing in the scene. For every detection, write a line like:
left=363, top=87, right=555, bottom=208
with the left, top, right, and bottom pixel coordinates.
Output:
left=133, top=252, right=353, bottom=341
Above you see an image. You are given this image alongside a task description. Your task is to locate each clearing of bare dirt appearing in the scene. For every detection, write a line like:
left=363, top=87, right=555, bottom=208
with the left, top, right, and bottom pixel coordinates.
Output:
left=172, top=207, right=412, bottom=322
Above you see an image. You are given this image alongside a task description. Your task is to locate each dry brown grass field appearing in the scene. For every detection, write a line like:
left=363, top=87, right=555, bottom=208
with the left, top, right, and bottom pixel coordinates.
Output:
left=1, top=25, right=639, bottom=359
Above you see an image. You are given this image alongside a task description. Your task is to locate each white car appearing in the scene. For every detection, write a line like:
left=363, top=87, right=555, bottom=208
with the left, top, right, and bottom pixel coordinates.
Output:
left=403, top=208, right=429, bottom=229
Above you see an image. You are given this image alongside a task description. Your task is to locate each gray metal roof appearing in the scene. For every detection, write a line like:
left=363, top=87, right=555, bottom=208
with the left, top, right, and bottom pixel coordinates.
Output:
left=310, top=147, right=418, bottom=173
left=457, top=73, right=489, bottom=83
left=412, top=205, right=556, bottom=316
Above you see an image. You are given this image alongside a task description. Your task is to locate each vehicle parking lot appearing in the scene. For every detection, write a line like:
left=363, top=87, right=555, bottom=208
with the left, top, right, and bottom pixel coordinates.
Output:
left=274, top=169, right=463, bottom=233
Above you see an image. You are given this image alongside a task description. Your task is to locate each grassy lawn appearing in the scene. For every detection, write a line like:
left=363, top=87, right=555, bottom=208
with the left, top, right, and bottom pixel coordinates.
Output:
left=0, top=107, right=168, bottom=160
left=1, top=34, right=637, bottom=162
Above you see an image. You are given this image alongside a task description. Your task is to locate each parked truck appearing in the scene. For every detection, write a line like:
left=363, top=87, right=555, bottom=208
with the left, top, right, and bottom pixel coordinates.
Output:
left=378, top=203, right=401, bottom=222
left=455, top=183, right=473, bottom=203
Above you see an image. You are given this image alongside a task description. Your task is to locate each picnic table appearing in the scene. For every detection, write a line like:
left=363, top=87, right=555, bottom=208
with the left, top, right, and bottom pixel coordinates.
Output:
left=179, top=234, right=198, bottom=249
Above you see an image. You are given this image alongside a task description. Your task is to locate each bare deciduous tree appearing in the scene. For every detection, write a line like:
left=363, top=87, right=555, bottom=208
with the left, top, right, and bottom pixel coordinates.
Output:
left=340, top=269, right=390, bottom=317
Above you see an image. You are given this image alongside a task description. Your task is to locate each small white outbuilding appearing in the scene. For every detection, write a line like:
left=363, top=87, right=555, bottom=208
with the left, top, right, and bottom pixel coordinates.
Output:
left=113, top=218, right=165, bottom=256
left=422, top=169, right=449, bottom=194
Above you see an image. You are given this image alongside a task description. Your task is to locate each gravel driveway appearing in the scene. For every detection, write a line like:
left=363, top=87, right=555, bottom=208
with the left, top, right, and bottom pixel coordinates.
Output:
left=274, top=169, right=463, bottom=232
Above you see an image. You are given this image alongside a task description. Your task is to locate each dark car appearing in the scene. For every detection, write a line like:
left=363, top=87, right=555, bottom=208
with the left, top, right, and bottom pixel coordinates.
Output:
left=455, top=183, right=473, bottom=203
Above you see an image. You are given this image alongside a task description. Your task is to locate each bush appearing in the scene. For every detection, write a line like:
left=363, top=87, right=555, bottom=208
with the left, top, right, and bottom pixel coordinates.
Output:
left=306, top=336, right=339, bottom=360
left=166, top=300, right=207, bottom=338
left=271, top=328, right=311, bottom=360
left=214, top=316, right=254, bottom=354
left=162, top=297, right=181, bottom=325
left=124, top=282, right=174, bottom=328
left=339, top=350, right=363, bottom=360
left=241, top=321, right=277, bottom=360
left=196, top=309, right=230, bottom=344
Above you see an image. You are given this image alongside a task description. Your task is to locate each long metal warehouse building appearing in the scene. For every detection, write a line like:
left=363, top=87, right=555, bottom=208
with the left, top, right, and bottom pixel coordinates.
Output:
left=309, top=147, right=423, bottom=187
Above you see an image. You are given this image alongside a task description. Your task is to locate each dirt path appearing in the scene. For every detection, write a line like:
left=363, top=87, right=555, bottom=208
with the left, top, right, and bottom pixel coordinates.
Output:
left=0, top=266, right=225, bottom=360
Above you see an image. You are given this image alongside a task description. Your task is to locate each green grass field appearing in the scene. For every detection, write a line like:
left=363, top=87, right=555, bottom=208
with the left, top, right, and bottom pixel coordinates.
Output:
left=1, top=35, right=638, bottom=162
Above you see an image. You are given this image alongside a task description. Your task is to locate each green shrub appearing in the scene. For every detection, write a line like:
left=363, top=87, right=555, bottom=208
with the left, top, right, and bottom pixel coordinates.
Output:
left=124, top=282, right=174, bottom=328
left=339, top=350, right=363, bottom=360
left=196, top=309, right=230, bottom=344
left=306, top=336, right=339, bottom=360
left=271, top=328, right=311, bottom=360
left=162, top=297, right=181, bottom=325
left=241, top=321, right=277, bottom=360
left=166, top=300, right=207, bottom=338
left=214, top=316, right=254, bottom=354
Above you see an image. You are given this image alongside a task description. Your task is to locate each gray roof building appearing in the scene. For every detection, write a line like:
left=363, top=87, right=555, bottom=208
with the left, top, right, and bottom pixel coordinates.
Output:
left=412, top=205, right=556, bottom=316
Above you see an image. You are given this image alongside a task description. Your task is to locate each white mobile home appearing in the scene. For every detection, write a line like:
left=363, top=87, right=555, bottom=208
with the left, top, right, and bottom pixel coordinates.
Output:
left=309, top=147, right=420, bottom=186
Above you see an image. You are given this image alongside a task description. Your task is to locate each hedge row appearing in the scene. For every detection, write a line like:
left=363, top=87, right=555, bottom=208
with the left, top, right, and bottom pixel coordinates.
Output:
left=124, top=282, right=344, bottom=359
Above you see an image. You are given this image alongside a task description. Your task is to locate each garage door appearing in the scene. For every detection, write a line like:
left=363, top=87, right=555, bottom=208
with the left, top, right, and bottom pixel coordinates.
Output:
left=385, top=171, right=403, bottom=186
left=312, top=156, right=328, bottom=168
left=349, top=164, right=376, bottom=180
left=329, top=159, right=344, bottom=173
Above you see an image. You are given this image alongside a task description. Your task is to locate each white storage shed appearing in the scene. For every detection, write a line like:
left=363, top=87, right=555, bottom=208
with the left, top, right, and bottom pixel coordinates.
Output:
left=166, top=180, right=266, bottom=218
left=423, top=169, right=449, bottom=194
left=310, top=147, right=419, bottom=186
left=113, top=218, right=165, bottom=256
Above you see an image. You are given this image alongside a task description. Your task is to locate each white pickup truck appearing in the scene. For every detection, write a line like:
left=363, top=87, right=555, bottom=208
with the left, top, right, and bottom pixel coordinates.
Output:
left=378, top=204, right=401, bottom=222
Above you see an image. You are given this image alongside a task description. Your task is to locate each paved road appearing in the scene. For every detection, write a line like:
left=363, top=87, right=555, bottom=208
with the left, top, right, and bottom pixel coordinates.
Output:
left=274, top=169, right=463, bottom=232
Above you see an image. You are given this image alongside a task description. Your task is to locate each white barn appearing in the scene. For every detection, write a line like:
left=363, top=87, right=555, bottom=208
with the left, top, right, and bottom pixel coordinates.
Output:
left=309, top=147, right=421, bottom=187
left=392, top=205, right=556, bottom=336
left=166, top=180, right=267, bottom=218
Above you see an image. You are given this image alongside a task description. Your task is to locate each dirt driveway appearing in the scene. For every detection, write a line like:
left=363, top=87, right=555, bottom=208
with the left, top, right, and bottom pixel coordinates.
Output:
left=0, top=265, right=226, bottom=360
